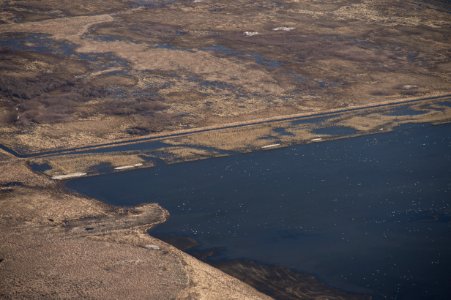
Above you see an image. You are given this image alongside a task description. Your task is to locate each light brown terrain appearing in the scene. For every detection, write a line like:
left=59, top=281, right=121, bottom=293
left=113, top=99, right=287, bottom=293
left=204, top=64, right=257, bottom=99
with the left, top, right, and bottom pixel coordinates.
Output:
left=0, top=0, right=450, bottom=152
left=0, top=160, right=270, bottom=299
left=0, top=0, right=450, bottom=299
left=24, top=97, right=451, bottom=178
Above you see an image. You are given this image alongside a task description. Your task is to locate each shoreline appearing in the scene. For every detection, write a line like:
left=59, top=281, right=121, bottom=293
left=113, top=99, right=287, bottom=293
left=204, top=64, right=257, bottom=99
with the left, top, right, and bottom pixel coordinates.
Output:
left=21, top=97, right=451, bottom=181
left=1, top=92, right=449, bottom=158
left=0, top=159, right=271, bottom=299
left=1, top=0, right=450, bottom=297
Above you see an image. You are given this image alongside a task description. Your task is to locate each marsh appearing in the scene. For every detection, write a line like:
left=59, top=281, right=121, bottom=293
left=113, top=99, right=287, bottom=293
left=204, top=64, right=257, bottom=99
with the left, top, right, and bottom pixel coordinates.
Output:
left=68, top=122, right=451, bottom=299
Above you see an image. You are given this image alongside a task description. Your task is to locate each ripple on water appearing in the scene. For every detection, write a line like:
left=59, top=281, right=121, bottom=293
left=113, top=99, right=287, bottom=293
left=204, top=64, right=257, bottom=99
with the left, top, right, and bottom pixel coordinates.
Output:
left=66, top=123, right=451, bottom=300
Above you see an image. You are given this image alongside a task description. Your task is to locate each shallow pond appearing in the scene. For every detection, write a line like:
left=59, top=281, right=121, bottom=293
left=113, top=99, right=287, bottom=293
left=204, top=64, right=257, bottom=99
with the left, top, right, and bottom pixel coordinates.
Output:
left=385, top=106, right=426, bottom=117
left=67, top=122, right=451, bottom=300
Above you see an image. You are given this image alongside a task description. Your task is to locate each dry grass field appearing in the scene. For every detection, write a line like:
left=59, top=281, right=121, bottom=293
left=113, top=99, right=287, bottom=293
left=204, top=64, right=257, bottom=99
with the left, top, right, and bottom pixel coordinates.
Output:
left=0, top=0, right=449, bottom=152
left=1, top=0, right=450, bottom=298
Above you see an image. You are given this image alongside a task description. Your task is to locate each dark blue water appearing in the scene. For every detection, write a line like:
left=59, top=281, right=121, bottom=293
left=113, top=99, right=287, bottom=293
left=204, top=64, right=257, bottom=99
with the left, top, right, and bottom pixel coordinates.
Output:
left=67, top=123, right=451, bottom=299
left=29, top=162, right=51, bottom=172
left=386, top=106, right=426, bottom=117
left=438, top=101, right=451, bottom=108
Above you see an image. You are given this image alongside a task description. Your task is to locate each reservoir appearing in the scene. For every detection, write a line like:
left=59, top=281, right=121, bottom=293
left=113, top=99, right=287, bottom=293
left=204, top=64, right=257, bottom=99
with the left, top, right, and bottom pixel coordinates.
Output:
left=67, top=122, right=451, bottom=299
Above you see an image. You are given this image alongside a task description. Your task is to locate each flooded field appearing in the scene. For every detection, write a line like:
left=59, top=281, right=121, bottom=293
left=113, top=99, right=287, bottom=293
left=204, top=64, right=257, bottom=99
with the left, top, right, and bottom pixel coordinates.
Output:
left=67, top=122, right=451, bottom=299
left=2, top=0, right=451, bottom=298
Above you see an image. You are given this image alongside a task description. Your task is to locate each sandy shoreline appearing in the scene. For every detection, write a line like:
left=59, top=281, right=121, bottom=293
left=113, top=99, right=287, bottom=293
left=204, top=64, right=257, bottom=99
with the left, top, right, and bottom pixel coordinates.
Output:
left=0, top=159, right=270, bottom=299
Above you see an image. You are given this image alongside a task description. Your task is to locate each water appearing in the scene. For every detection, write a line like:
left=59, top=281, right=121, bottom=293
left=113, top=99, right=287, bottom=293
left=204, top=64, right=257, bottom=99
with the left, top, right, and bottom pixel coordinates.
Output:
left=29, top=162, right=52, bottom=172
left=273, top=127, right=295, bottom=136
left=438, top=101, right=451, bottom=108
left=0, top=33, right=74, bottom=56
left=385, top=106, right=426, bottom=117
left=66, top=122, right=451, bottom=299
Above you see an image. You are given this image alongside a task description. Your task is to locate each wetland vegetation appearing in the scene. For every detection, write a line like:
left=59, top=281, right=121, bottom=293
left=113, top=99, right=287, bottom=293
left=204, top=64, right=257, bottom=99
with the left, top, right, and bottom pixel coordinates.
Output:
left=67, top=121, right=451, bottom=300
left=1, top=0, right=450, bottom=299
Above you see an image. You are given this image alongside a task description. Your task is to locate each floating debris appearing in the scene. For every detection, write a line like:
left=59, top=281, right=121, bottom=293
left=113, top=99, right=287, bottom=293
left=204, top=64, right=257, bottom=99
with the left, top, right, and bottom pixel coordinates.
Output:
left=52, top=172, right=87, bottom=180
left=244, top=31, right=259, bottom=37
left=262, top=143, right=280, bottom=149
left=114, top=163, right=143, bottom=170
left=273, top=27, right=295, bottom=31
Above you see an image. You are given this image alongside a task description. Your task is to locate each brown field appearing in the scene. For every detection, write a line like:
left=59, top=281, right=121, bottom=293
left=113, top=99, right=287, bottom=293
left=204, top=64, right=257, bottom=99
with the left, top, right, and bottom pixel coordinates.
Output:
left=163, top=99, right=451, bottom=153
left=1, top=0, right=450, bottom=298
left=30, top=153, right=148, bottom=177
left=0, top=0, right=450, bottom=152
left=0, top=159, right=270, bottom=299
